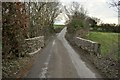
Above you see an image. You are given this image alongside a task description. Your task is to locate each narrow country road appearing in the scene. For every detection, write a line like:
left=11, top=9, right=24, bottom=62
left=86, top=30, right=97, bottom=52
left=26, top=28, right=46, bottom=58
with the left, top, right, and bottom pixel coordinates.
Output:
left=24, top=27, right=102, bottom=78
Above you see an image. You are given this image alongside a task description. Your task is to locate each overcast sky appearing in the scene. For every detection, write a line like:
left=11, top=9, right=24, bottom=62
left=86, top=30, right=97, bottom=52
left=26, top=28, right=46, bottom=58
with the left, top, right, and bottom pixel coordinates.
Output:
left=3, top=0, right=118, bottom=24
left=55, top=0, right=118, bottom=25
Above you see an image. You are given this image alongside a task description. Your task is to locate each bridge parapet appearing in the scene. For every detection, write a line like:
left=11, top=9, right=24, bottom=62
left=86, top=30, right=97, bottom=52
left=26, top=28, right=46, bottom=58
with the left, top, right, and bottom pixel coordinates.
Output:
left=24, top=36, right=44, bottom=55
left=75, top=37, right=101, bottom=56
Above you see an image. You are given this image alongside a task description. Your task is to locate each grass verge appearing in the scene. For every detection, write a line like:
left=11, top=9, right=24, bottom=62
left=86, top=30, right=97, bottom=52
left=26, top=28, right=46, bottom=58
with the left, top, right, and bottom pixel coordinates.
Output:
left=85, top=32, right=119, bottom=59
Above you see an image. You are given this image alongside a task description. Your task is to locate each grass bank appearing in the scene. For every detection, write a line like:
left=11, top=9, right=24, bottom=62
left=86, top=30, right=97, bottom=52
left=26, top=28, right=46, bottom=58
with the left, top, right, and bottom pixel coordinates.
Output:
left=85, top=32, right=119, bottom=59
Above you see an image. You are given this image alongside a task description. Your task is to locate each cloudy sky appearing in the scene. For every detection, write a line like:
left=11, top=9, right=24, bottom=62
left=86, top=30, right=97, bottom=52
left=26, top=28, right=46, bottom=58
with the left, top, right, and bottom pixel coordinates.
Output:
left=55, top=0, right=118, bottom=25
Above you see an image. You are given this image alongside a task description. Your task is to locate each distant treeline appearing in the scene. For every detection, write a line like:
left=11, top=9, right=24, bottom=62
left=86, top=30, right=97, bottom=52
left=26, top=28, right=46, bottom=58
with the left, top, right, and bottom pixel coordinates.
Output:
left=91, top=24, right=120, bottom=33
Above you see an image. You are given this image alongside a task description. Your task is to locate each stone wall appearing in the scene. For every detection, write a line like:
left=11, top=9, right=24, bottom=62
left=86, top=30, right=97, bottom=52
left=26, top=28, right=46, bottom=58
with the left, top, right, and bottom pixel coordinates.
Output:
left=24, top=36, right=44, bottom=55
left=65, top=33, right=118, bottom=78
left=75, top=37, right=101, bottom=56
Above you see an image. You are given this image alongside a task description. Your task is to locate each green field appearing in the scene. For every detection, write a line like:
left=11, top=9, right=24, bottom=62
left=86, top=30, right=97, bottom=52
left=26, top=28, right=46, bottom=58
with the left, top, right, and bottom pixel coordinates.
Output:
left=85, top=32, right=119, bottom=58
left=53, top=25, right=65, bottom=29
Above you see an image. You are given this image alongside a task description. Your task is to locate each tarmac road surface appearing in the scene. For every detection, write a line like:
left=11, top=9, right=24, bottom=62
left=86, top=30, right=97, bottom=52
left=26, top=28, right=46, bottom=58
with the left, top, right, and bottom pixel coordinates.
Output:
left=25, top=27, right=102, bottom=78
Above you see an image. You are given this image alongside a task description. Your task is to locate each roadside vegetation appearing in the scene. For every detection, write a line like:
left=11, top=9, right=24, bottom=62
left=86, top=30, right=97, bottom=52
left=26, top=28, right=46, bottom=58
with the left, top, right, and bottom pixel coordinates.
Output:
left=64, top=1, right=119, bottom=78
left=2, top=1, right=61, bottom=78
left=63, top=1, right=120, bottom=60
left=85, top=32, right=119, bottom=59
left=2, top=2, right=61, bottom=59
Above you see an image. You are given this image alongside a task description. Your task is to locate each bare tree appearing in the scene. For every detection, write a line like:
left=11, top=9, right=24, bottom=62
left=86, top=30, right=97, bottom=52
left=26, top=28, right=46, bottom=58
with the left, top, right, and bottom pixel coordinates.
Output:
left=63, top=2, right=87, bottom=28
left=63, top=2, right=87, bottom=19
left=27, top=1, right=61, bottom=38
left=109, top=0, right=120, bottom=11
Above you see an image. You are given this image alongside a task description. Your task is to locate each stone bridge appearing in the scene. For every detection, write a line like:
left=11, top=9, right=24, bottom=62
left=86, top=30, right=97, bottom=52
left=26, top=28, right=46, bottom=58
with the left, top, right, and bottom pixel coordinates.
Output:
left=74, top=37, right=101, bottom=56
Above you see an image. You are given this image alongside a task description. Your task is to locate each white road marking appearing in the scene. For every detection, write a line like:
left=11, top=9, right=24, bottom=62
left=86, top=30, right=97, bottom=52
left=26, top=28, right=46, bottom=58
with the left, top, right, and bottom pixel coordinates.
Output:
left=39, top=54, right=51, bottom=78
left=40, top=67, right=48, bottom=78
left=52, top=40, right=55, bottom=46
